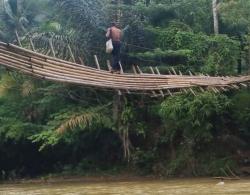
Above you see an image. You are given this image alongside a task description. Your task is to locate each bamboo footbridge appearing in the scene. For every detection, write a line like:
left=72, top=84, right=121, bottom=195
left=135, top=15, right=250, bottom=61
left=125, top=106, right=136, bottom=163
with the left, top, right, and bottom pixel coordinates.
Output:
left=0, top=41, right=249, bottom=97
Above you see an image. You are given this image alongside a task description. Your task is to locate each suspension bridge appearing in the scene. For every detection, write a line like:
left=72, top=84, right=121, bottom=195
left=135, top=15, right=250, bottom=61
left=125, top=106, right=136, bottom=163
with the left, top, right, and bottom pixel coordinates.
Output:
left=0, top=42, right=249, bottom=97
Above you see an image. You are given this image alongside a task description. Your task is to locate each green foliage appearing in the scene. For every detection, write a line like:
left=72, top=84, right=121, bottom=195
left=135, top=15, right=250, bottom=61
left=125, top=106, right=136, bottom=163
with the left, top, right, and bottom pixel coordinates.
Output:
left=133, top=0, right=212, bottom=32
left=206, top=158, right=236, bottom=176
left=55, top=0, right=108, bottom=29
left=157, top=92, right=233, bottom=175
left=0, top=117, right=42, bottom=141
left=146, top=26, right=240, bottom=74
left=119, top=101, right=147, bottom=137
left=29, top=130, right=60, bottom=151
left=231, top=89, right=250, bottom=136
left=131, top=48, right=192, bottom=64
left=0, top=0, right=51, bottom=42
left=132, top=148, right=156, bottom=174
left=220, top=0, right=250, bottom=34
left=29, top=103, right=113, bottom=151
left=174, top=0, right=213, bottom=33
left=165, top=147, right=192, bottom=176
left=0, top=0, right=250, bottom=179
left=160, top=92, right=231, bottom=143
left=53, top=0, right=109, bottom=54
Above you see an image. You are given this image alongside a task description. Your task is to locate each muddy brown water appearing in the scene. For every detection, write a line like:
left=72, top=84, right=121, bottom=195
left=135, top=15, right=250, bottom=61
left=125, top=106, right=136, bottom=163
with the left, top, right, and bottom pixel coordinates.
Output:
left=0, top=178, right=250, bottom=195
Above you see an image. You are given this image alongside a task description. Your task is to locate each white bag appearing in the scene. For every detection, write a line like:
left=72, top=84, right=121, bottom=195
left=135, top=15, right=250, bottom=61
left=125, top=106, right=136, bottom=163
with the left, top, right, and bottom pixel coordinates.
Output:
left=106, top=39, right=113, bottom=53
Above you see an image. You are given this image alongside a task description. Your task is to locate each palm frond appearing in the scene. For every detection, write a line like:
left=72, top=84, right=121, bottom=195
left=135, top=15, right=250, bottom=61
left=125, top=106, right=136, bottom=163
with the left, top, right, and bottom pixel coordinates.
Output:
left=21, top=80, right=34, bottom=97
left=3, top=0, right=15, bottom=21
left=55, top=0, right=108, bottom=30
left=56, top=109, right=111, bottom=134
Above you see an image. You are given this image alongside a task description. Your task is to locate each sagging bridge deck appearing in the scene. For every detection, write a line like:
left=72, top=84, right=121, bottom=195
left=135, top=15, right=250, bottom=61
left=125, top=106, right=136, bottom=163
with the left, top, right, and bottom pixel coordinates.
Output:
left=0, top=42, right=249, bottom=97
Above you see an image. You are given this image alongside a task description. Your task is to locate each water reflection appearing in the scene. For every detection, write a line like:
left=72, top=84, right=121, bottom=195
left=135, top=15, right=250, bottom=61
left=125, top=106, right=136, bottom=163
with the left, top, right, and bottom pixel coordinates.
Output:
left=0, top=178, right=250, bottom=195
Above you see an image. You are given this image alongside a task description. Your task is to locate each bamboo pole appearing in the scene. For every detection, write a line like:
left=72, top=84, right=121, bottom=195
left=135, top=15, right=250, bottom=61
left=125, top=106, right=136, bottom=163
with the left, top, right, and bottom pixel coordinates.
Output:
left=67, top=44, right=76, bottom=62
left=107, top=60, right=112, bottom=71
left=0, top=43, right=250, bottom=94
left=155, top=67, right=161, bottom=75
left=0, top=57, right=164, bottom=89
left=3, top=41, right=244, bottom=79
left=2, top=54, right=205, bottom=87
left=119, top=62, right=124, bottom=74
left=132, top=65, right=137, bottom=74
left=189, top=88, right=196, bottom=96
left=149, top=66, right=157, bottom=97
left=78, top=57, right=84, bottom=65
left=3, top=43, right=250, bottom=84
left=7, top=43, right=89, bottom=69
left=171, top=67, right=177, bottom=75
left=46, top=49, right=51, bottom=56
left=118, top=62, right=129, bottom=94
left=136, top=65, right=143, bottom=74
left=232, top=84, right=240, bottom=89
left=5, top=50, right=247, bottom=88
left=153, top=66, right=165, bottom=97
left=1, top=53, right=248, bottom=91
left=240, top=83, right=247, bottom=87
left=167, top=90, right=173, bottom=96
left=15, top=30, right=22, bottom=47
left=6, top=52, right=182, bottom=82
left=94, top=55, right=101, bottom=70
left=29, top=38, right=36, bottom=52
left=49, top=39, right=56, bottom=57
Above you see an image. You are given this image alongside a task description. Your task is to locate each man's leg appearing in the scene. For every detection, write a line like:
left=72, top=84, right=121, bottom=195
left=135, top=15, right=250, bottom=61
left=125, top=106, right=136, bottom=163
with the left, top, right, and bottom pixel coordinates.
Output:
left=116, top=42, right=121, bottom=71
left=112, top=42, right=121, bottom=71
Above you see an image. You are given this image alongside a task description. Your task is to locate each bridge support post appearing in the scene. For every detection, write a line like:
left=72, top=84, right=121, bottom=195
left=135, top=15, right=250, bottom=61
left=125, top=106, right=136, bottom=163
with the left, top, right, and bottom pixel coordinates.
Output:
left=94, top=55, right=101, bottom=70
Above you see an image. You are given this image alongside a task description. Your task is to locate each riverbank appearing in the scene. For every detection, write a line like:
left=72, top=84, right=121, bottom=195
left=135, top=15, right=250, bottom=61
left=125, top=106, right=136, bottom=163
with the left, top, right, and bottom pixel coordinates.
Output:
left=1, top=173, right=248, bottom=185
left=0, top=173, right=158, bottom=185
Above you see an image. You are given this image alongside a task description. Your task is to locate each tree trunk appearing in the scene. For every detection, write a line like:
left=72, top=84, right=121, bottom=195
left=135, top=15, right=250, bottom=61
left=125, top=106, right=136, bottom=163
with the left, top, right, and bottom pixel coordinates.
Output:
left=113, top=93, right=120, bottom=122
left=119, top=127, right=132, bottom=162
left=248, top=43, right=250, bottom=72
left=113, top=94, right=133, bottom=162
left=212, top=0, right=219, bottom=34
left=244, top=35, right=250, bottom=73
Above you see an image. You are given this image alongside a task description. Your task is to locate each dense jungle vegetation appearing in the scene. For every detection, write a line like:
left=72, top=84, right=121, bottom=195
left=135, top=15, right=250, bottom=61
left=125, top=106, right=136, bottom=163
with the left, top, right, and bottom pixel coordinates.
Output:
left=0, top=0, right=250, bottom=180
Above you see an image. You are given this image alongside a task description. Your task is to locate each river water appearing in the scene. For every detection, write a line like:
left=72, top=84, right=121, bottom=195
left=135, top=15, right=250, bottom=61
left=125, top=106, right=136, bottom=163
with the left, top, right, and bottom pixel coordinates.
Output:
left=0, top=178, right=250, bottom=195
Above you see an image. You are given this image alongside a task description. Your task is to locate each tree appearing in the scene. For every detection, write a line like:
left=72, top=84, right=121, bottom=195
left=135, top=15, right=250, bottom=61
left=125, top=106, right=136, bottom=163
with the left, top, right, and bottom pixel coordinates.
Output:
left=0, top=0, right=50, bottom=43
left=212, top=0, right=219, bottom=34
left=220, top=0, right=250, bottom=33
